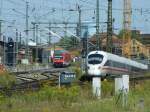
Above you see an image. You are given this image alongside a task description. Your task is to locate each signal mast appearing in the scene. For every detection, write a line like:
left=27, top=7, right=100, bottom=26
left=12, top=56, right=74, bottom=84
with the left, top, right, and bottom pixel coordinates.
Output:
left=122, top=0, right=132, bottom=58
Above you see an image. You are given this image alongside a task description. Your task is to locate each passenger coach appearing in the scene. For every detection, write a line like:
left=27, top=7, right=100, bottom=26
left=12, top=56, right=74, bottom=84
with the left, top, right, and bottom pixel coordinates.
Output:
left=53, top=50, right=72, bottom=67
left=87, top=51, right=148, bottom=76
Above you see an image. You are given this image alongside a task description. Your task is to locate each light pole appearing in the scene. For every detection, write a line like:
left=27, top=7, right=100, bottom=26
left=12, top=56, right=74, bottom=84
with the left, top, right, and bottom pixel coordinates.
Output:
left=96, top=0, right=100, bottom=50
left=78, top=6, right=81, bottom=38
left=12, top=2, right=30, bottom=63
left=68, top=6, right=82, bottom=38
left=25, top=1, right=29, bottom=61
left=0, top=0, right=3, bottom=64
left=3, top=35, right=5, bottom=65
left=16, top=29, right=18, bottom=66
left=0, top=0, right=3, bottom=41
left=107, top=0, right=113, bottom=53
left=48, top=23, right=51, bottom=46
left=35, top=24, right=38, bottom=63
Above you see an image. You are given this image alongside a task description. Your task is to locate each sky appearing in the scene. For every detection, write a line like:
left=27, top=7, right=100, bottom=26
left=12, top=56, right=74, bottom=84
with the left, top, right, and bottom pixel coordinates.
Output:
left=0, top=0, right=150, bottom=43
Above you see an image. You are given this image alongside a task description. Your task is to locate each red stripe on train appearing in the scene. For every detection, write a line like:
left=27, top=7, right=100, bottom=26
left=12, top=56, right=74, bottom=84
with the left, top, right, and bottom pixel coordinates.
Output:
left=102, top=66, right=129, bottom=72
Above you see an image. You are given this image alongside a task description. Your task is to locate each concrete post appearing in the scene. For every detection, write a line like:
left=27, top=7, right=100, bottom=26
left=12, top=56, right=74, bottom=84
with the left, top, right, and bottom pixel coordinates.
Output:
left=115, top=75, right=129, bottom=94
left=92, top=77, right=101, bottom=98
left=115, top=75, right=129, bottom=107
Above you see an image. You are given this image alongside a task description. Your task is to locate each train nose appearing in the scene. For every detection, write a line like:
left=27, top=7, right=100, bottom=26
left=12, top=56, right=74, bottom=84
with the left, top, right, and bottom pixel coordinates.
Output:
left=88, top=66, right=101, bottom=76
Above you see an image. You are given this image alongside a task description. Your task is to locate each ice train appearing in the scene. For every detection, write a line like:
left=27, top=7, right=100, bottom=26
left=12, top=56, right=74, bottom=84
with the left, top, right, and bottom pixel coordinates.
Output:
left=87, top=51, right=148, bottom=76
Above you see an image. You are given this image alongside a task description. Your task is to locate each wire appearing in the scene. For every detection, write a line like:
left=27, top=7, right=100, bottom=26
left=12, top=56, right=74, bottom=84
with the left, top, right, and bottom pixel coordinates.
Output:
left=5, top=0, right=23, bottom=5
left=79, top=0, right=95, bottom=6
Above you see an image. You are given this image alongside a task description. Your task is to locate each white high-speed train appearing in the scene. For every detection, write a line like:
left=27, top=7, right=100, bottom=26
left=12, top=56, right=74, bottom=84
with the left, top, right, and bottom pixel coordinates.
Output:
left=87, top=51, right=148, bottom=76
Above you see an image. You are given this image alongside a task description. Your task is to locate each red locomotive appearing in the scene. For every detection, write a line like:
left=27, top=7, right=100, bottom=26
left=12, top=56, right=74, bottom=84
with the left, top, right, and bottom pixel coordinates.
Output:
left=52, top=50, right=72, bottom=67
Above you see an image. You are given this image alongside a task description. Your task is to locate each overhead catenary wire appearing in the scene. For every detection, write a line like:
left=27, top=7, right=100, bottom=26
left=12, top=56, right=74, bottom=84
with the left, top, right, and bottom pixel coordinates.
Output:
left=1, top=0, right=150, bottom=40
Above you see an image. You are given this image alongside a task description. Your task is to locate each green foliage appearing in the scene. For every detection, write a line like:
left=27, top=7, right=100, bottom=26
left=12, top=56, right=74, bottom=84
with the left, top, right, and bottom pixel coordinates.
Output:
left=22, top=85, right=80, bottom=106
left=69, top=61, right=83, bottom=79
left=118, top=29, right=124, bottom=39
left=70, top=51, right=80, bottom=57
left=69, top=66, right=82, bottom=79
left=131, top=30, right=140, bottom=40
left=0, top=72, right=16, bottom=89
left=101, top=80, right=114, bottom=97
left=58, top=36, right=79, bottom=50
left=0, top=74, right=150, bottom=112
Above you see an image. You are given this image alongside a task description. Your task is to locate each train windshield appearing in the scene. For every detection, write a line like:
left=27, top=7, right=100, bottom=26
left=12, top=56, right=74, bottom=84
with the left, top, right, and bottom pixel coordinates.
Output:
left=88, top=54, right=103, bottom=64
left=54, top=56, right=63, bottom=59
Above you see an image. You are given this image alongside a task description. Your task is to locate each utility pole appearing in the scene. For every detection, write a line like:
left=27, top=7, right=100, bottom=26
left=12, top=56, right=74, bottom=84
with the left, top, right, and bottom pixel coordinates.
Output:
left=77, top=5, right=81, bottom=38
left=0, top=20, right=2, bottom=41
left=13, top=30, right=16, bottom=66
left=3, top=35, right=5, bottom=65
left=83, top=26, right=89, bottom=75
left=19, top=32, right=22, bottom=45
left=16, top=29, right=18, bottom=65
left=48, top=23, right=51, bottom=46
left=122, top=0, right=131, bottom=58
left=0, top=20, right=4, bottom=65
left=96, top=0, right=100, bottom=50
left=32, top=22, right=36, bottom=42
left=25, top=1, right=29, bottom=61
left=106, top=0, right=113, bottom=53
left=0, top=0, right=3, bottom=41
left=35, top=24, right=38, bottom=63
left=64, top=22, right=67, bottom=37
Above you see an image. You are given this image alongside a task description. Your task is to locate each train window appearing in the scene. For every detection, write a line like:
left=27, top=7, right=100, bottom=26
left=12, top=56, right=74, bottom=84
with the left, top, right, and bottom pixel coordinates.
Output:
left=105, top=60, right=127, bottom=69
left=54, top=56, right=63, bottom=59
left=104, top=60, right=111, bottom=66
left=88, top=54, right=103, bottom=64
left=131, top=66, right=140, bottom=72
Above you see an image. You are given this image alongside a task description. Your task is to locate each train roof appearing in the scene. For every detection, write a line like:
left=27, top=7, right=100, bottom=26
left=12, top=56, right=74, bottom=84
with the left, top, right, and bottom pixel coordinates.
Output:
left=88, top=51, right=148, bottom=70
left=54, top=50, right=69, bottom=54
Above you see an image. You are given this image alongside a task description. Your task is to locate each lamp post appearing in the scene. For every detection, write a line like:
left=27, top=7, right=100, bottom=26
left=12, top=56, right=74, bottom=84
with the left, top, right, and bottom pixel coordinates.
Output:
left=16, top=29, right=18, bottom=66
left=12, top=1, right=29, bottom=63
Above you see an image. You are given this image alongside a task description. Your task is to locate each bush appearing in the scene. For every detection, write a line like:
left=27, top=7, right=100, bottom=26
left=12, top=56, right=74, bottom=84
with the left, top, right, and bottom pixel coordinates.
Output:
left=0, top=72, right=16, bottom=89
left=101, top=80, right=114, bottom=97
left=70, top=66, right=82, bottom=79
left=23, top=85, right=80, bottom=106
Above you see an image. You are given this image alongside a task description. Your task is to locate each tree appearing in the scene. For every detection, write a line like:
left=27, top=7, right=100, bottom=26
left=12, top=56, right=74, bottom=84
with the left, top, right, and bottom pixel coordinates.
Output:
left=57, top=36, right=79, bottom=50
left=118, top=29, right=124, bottom=39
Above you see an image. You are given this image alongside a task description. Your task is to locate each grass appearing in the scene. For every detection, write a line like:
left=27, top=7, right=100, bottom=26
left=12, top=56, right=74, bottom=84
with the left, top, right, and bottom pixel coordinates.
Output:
left=0, top=69, right=150, bottom=112
left=0, top=79, right=149, bottom=112
left=0, top=72, right=16, bottom=89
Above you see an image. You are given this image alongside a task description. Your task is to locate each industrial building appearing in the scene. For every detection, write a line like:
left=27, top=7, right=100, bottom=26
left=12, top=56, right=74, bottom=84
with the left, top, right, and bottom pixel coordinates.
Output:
left=89, top=32, right=150, bottom=60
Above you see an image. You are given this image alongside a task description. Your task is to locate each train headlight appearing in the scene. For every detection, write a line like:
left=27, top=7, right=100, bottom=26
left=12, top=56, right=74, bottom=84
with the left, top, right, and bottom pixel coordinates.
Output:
left=87, top=66, right=90, bottom=69
left=98, top=66, right=101, bottom=69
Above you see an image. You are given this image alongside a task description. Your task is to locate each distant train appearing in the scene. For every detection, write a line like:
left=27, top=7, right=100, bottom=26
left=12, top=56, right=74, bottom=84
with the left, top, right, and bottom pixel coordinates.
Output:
left=87, top=51, right=148, bottom=76
left=52, top=50, right=72, bottom=67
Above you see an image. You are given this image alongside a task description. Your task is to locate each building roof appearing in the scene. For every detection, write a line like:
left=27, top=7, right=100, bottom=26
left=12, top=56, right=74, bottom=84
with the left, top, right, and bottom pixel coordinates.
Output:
left=89, top=32, right=123, bottom=47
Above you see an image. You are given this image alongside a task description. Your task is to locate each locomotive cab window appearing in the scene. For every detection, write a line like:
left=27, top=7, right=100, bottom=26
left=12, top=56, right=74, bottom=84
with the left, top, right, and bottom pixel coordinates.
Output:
left=54, top=56, right=63, bottom=59
left=88, top=54, right=103, bottom=64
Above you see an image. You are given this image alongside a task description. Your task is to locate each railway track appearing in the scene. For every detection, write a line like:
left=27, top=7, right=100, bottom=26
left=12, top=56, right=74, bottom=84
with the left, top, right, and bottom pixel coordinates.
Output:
left=12, top=67, right=67, bottom=75
left=130, top=75, right=150, bottom=81
left=0, top=67, right=69, bottom=92
left=0, top=68, right=150, bottom=93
